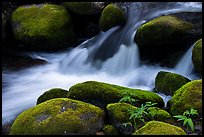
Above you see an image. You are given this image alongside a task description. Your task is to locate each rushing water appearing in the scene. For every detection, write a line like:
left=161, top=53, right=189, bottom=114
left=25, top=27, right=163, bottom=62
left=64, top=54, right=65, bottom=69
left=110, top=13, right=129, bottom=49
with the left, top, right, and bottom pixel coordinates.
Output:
left=2, top=2, right=202, bottom=125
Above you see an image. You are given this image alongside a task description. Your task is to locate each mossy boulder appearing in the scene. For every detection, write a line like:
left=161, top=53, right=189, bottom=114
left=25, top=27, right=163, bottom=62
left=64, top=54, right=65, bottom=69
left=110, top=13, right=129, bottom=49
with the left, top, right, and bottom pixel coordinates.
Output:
left=9, top=98, right=104, bottom=135
left=132, top=121, right=186, bottom=135
left=106, top=102, right=136, bottom=134
left=146, top=107, right=173, bottom=123
left=99, top=4, right=126, bottom=31
left=192, top=39, right=202, bottom=74
left=168, top=79, right=202, bottom=116
left=68, top=81, right=164, bottom=108
left=36, top=88, right=68, bottom=105
left=134, top=15, right=193, bottom=64
left=102, top=125, right=118, bottom=135
left=11, top=4, right=76, bottom=50
left=155, top=71, right=190, bottom=96
left=63, top=2, right=104, bottom=15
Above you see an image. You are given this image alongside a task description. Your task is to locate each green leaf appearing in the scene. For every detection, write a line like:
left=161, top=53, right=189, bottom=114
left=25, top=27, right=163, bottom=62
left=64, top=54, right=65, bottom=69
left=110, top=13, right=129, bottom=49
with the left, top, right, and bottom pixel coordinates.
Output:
left=187, top=118, right=194, bottom=132
left=183, top=110, right=190, bottom=116
left=190, top=108, right=198, bottom=116
left=183, top=118, right=188, bottom=126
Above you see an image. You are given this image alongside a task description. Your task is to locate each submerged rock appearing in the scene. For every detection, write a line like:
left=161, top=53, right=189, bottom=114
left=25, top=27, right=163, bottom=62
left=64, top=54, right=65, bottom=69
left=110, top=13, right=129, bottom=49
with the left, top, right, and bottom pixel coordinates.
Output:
left=154, top=71, right=190, bottom=96
left=68, top=81, right=164, bottom=108
left=132, top=121, right=186, bottom=135
left=168, top=79, right=202, bottom=116
left=99, top=4, right=126, bottom=31
left=192, top=38, right=202, bottom=74
left=11, top=4, right=76, bottom=51
left=9, top=98, right=104, bottom=135
left=36, top=88, right=68, bottom=105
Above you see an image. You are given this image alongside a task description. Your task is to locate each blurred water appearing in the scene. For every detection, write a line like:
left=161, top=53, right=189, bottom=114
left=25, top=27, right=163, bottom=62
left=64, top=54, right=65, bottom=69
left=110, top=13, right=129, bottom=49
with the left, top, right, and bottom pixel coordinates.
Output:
left=2, top=2, right=202, bottom=125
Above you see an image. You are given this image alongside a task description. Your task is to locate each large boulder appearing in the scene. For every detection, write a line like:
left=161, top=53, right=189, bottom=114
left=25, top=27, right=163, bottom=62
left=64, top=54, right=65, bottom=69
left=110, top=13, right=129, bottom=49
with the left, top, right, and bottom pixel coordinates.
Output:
left=168, top=79, right=202, bottom=116
left=99, top=4, right=126, bottom=31
left=9, top=98, right=104, bottom=135
left=134, top=13, right=201, bottom=65
left=68, top=81, right=164, bottom=108
left=132, top=121, right=186, bottom=135
left=11, top=4, right=76, bottom=50
left=63, top=2, right=105, bottom=15
left=154, top=71, right=190, bottom=96
left=192, top=39, right=202, bottom=74
left=36, top=88, right=68, bottom=105
left=106, top=102, right=137, bottom=134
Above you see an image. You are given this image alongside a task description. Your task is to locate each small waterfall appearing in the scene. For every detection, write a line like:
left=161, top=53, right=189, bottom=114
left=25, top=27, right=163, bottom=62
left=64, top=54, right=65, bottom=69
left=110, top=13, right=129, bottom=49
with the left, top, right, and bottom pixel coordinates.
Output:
left=2, top=2, right=202, bottom=125
left=174, top=45, right=194, bottom=79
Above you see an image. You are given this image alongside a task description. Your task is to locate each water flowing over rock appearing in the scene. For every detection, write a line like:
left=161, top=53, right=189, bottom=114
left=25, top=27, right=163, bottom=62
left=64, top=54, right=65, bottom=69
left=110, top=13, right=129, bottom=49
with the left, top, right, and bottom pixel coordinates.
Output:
left=2, top=2, right=202, bottom=126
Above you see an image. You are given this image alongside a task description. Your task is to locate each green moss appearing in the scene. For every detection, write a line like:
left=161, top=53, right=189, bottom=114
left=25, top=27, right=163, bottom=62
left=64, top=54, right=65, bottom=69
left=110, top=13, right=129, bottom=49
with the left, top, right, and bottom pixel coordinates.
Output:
left=103, top=125, right=118, bottom=135
left=168, top=79, right=202, bottom=116
left=36, top=88, right=68, bottom=105
left=192, top=39, right=202, bottom=74
left=99, top=4, right=125, bottom=31
left=11, top=4, right=76, bottom=50
left=146, top=107, right=172, bottom=122
left=9, top=98, right=104, bottom=135
left=68, top=81, right=164, bottom=108
left=135, top=15, right=192, bottom=47
left=132, top=121, right=186, bottom=135
left=63, top=2, right=102, bottom=15
left=107, top=102, right=137, bottom=125
left=155, top=71, right=190, bottom=96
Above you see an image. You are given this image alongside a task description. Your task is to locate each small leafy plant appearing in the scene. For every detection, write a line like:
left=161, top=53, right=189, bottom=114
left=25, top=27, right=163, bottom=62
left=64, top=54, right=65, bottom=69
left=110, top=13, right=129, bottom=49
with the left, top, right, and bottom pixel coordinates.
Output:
left=173, top=108, right=198, bottom=132
left=125, top=101, right=157, bottom=129
left=119, top=93, right=138, bottom=105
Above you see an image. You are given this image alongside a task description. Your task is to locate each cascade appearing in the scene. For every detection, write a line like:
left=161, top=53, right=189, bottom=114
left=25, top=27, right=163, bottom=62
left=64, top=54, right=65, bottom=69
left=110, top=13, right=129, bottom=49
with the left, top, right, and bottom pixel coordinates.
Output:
left=2, top=2, right=202, bottom=125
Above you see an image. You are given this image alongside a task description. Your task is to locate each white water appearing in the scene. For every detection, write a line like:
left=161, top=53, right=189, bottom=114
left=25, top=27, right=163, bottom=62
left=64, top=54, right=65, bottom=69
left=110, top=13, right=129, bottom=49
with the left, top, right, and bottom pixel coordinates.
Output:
left=2, top=2, right=202, bottom=125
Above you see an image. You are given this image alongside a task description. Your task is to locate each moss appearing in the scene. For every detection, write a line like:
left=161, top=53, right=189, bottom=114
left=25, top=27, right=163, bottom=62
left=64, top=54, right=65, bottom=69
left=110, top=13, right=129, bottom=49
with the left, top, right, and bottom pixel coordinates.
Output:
left=9, top=98, right=104, bottom=135
left=168, top=79, right=202, bottom=116
left=11, top=4, right=76, bottom=50
left=135, top=15, right=192, bottom=47
left=99, top=4, right=125, bottom=31
left=36, top=88, right=68, bottom=105
left=63, top=2, right=102, bottom=15
left=132, top=121, right=186, bottom=135
left=103, top=125, right=118, bottom=135
left=106, top=102, right=137, bottom=125
left=68, top=81, right=164, bottom=108
left=155, top=71, right=190, bottom=96
left=146, top=107, right=172, bottom=122
left=192, top=38, right=202, bottom=74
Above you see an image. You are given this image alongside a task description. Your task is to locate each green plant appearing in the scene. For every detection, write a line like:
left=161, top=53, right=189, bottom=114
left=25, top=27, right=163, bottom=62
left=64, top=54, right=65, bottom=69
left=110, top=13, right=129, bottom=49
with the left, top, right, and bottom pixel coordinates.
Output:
left=127, top=102, right=157, bottom=129
left=119, top=93, right=138, bottom=105
left=173, top=108, right=198, bottom=132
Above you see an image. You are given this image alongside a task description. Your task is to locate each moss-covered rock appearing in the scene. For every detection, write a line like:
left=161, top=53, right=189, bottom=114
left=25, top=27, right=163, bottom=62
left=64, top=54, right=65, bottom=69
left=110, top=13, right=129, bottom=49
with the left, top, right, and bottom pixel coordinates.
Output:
left=106, top=102, right=136, bottom=134
left=63, top=2, right=104, bottom=15
left=68, top=81, right=164, bottom=108
left=135, top=15, right=192, bottom=47
left=155, top=71, right=190, bottom=96
left=11, top=4, right=76, bottom=50
left=168, top=79, right=202, bottom=116
left=192, top=39, right=202, bottom=74
left=9, top=98, right=104, bottom=135
left=99, top=4, right=126, bottom=31
left=146, top=107, right=173, bottom=123
left=102, top=125, right=118, bottom=135
left=134, top=15, right=193, bottom=64
left=132, top=121, right=186, bottom=135
left=36, top=88, right=68, bottom=105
